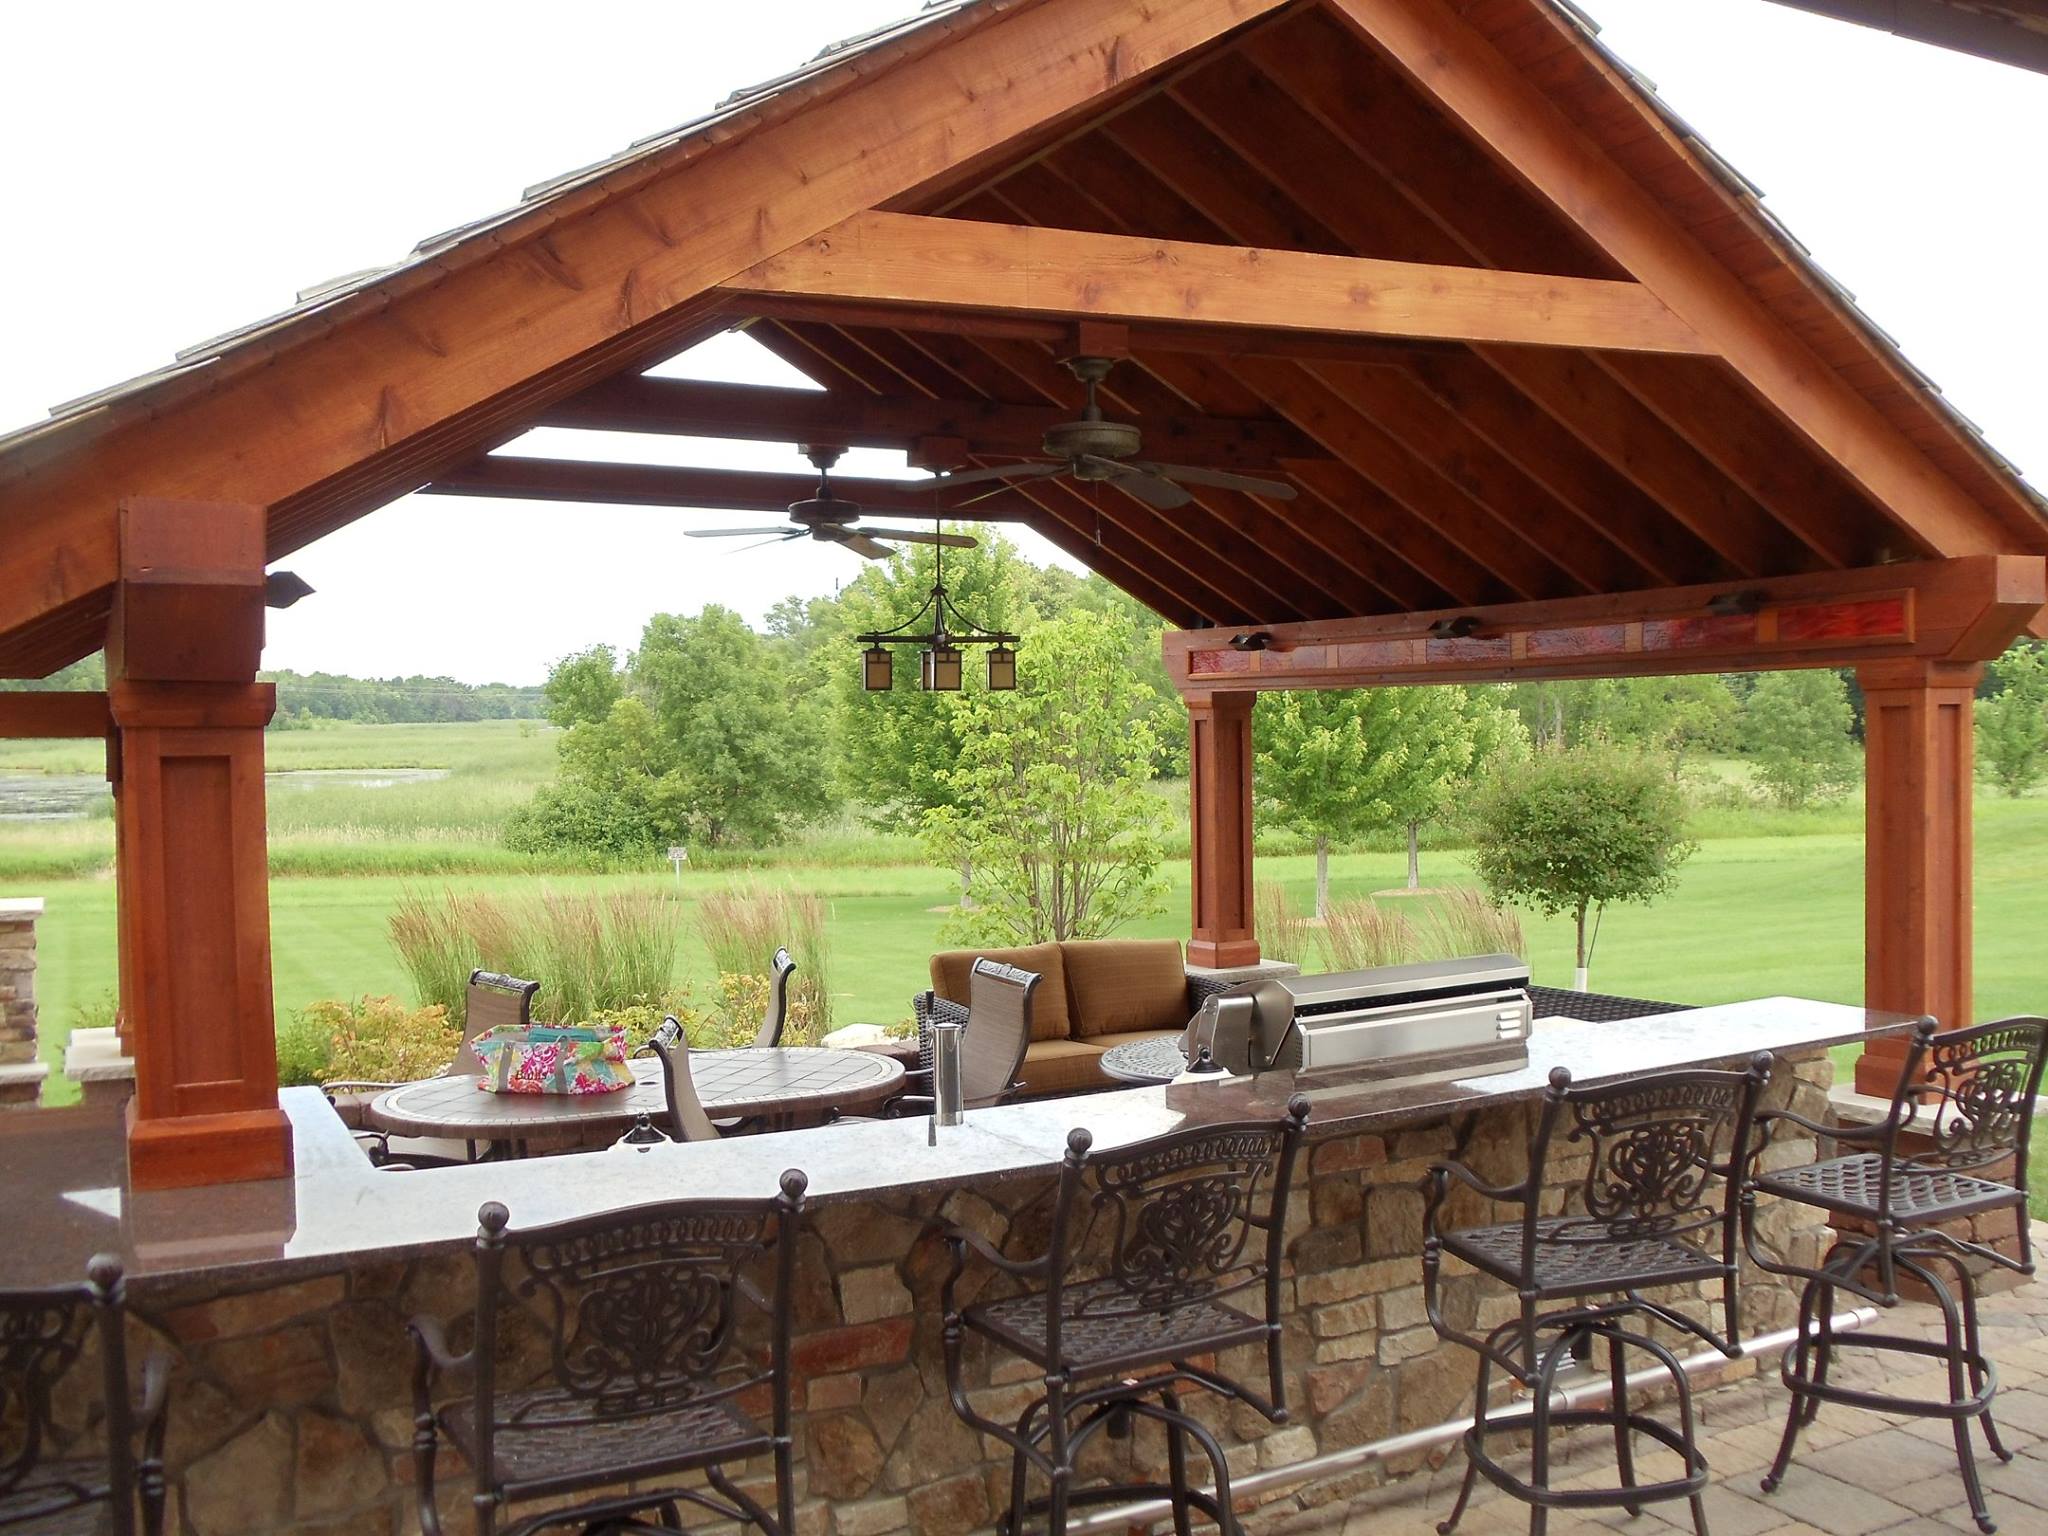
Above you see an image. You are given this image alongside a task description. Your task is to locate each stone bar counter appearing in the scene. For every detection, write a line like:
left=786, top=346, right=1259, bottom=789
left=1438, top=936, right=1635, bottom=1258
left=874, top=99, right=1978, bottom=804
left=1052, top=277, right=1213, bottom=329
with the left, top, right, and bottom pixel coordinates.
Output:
left=1, top=998, right=1912, bottom=1536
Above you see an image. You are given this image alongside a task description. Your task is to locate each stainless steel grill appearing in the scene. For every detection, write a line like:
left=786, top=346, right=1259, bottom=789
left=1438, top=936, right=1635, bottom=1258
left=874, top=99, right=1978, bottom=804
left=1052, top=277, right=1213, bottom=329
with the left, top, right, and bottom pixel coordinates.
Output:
left=1183, top=954, right=1532, bottom=1083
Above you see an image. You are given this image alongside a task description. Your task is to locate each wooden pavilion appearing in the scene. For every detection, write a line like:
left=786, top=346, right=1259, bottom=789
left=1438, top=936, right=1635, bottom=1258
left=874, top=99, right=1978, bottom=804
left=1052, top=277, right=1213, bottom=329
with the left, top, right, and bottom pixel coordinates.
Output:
left=1, top=0, right=2043, bottom=1189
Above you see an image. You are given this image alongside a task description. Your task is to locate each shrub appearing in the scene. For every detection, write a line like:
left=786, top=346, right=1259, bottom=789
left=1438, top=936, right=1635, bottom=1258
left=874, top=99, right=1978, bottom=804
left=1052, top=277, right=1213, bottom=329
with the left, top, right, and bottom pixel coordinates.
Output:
left=697, top=882, right=832, bottom=1042
left=308, top=996, right=461, bottom=1085
left=275, top=1008, right=334, bottom=1087
left=1255, top=881, right=1312, bottom=966
left=387, top=885, right=686, bottom=1026
left=1319, top=899, right=1416, bottom=971
left=1419, top=887, right=1525, bottom=962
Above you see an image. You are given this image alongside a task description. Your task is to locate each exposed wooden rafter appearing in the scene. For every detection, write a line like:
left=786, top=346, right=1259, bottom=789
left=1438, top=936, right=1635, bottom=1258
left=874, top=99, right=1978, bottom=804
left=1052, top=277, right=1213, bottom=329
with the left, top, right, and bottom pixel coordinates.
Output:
left=420, top=458, right=1043, bottom=519
left=1319, top=0, right=2031, bottom=560
left=535, top=373, right=1318, bottom=468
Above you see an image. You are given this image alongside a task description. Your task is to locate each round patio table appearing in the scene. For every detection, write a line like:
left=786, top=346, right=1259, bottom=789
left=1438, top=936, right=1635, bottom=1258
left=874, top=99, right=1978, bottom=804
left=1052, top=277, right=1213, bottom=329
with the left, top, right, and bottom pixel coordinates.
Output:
left=1098, top=1036, right=1191, bottom=1086
left=365, top=1046, right=904, bottom=1151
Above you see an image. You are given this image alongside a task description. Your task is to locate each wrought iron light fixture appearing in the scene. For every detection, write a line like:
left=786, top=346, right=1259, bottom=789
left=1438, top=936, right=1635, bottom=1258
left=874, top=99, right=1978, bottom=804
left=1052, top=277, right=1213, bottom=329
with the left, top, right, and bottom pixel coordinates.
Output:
left=855, top=526, right=1018, bottom=693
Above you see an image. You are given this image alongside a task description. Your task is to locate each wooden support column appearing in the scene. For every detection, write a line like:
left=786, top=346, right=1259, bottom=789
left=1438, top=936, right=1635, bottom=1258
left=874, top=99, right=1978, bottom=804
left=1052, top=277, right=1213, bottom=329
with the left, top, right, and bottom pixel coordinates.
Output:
left=1855, top=657, right=1981, bottom=1095
left=1187, top=690, right=1259, bottom=968
left=109, top=499, right=290, bottom=1189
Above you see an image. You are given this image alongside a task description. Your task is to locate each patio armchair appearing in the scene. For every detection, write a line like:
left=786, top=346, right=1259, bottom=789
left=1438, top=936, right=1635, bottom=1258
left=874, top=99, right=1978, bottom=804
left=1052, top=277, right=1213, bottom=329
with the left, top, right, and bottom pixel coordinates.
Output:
left=0, top=1254, right=174, bottom=1536
left=751, top=947, right=797, bottom=1048
left=408, top=1175, right=807, bottom=1536
left=648, top=1027, right=722, bottom=1143
left=890, top=958, right=1039, bottom=1116
left=327, top=971, right=541, bottom=1166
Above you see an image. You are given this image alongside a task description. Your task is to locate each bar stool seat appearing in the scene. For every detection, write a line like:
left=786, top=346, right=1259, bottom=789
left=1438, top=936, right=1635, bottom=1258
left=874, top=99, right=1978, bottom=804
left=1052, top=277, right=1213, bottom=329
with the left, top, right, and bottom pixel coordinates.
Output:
left=1441, top=1218, right=1728, bottom=1293
left=0, top=1463, right=116, bottom=1535
left=439, top=1392, right=767, bottom=1489
left=964, top=1279, right=1265, bottom=1375
left=1752, top=1152, right=2021, bottom=1223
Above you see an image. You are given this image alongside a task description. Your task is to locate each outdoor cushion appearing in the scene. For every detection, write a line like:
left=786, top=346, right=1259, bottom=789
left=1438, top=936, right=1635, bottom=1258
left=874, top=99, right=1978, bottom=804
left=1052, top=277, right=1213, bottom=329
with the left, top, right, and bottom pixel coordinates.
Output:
left=930, top=943, right=1070, bottom=1042
left=1018, top=1038, right=1110, bottom=1096
left=1059, top=939, right=1188, bottom=1038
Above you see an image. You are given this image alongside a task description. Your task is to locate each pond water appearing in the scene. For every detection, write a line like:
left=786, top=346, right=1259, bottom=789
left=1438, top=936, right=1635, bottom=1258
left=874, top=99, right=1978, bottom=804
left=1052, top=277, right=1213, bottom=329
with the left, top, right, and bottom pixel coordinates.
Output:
left=0, top=767, right=451, bottom=821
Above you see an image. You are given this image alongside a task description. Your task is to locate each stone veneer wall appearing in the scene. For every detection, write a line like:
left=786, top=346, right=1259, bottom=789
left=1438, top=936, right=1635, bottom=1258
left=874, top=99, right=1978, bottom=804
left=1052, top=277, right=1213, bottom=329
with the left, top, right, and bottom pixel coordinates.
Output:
left=98, top=1055, right=1833, bottom=1536
left=0, top=897, right=44, bottom=1106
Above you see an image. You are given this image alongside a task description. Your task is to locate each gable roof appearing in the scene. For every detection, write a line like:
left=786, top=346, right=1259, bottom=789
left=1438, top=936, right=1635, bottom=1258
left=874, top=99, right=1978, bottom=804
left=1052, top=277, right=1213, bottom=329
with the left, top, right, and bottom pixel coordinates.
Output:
left=1, top=0, right=2042, bottom=668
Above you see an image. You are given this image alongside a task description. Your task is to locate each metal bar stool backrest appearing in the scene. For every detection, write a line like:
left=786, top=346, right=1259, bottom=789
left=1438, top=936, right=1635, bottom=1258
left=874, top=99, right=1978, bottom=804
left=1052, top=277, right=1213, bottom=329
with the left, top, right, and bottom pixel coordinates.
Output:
left=1, top=1254, right=136, bottom=1536
left=962, top=959, right=1039, bottom=1108
left=650, top=1030, right=721, bottom=1143
left=1043, top=1097, right=1311, bottom=1397
left=1878, top=1016, right=2048, bottom=1195
left=465, top=1174, right=807, bottom=1493
left=752, top=948, right=798, bottom=1049
left=1521, top=1056, right=1772, bottom=1345
left=448, top=970, right=541, bottom=1077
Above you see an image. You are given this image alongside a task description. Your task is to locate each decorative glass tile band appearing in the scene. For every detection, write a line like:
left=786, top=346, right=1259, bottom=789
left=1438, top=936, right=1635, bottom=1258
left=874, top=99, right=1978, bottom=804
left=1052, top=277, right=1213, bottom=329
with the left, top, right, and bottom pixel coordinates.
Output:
left=1183, top=593, right=1912, bottom=679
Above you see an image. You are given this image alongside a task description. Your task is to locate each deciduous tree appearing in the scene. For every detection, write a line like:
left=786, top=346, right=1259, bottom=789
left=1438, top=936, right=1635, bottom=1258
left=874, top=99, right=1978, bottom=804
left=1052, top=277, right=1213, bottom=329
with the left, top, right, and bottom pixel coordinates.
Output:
left=1472, top=744, right=1694, bottom=991
left=1977, top=642, right=2048, bottom=798
left=1742, top=669, right=1860, bottom=808
left=922, top=609, right=1170, bottom=944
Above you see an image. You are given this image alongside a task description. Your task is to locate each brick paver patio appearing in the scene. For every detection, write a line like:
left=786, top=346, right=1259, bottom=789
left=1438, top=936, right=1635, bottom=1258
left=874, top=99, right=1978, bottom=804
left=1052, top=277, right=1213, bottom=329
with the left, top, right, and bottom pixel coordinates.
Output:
left=1292, top=1279, right=2048, bottom=1536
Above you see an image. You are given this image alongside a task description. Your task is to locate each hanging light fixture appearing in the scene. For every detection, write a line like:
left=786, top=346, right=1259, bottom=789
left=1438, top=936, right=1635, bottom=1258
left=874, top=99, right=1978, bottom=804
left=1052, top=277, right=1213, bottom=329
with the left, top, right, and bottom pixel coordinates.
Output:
left=855, top=518, right=1018, bottom=695
left=985, top=642, right=1017, bottom=692
left=862, top=643, right=894, bottom=692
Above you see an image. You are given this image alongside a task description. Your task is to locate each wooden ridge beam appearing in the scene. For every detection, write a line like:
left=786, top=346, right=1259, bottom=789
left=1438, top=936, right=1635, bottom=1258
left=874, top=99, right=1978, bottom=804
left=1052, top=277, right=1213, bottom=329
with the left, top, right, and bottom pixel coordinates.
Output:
left=1164, top=555, right=2048, bottom=694
left=721, top=210, right=1715, bottom=355
left=420, top=457, right=1041, bottom=519
left=536, top=373, right=1317, bottom=469
left=1319, top=0, right=2033, bottom=560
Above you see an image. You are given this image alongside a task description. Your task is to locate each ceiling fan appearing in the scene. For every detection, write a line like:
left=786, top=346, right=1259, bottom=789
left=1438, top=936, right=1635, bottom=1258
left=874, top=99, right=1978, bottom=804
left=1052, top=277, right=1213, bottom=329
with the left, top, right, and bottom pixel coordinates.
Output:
left=684, top=447, right=979, bottom=561
left=889, top=356, right=1299, bottom=511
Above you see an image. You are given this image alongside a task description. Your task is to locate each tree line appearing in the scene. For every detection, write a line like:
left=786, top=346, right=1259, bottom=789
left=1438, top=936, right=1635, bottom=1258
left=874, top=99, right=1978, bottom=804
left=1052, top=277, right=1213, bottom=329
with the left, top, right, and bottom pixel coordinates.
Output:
left=509, top=530, right=2048, bottom=950
left=0, top=655, right=547, bottom=725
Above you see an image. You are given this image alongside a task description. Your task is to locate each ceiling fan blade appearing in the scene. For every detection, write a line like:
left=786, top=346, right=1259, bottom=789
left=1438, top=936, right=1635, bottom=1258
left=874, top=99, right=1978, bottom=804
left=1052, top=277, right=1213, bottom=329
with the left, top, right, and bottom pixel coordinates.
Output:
left=839, top=533, right=896, bottom=561
left=723, top=533, right=805, bottom=556
left=1080, top=457, right=1191, bottom=510
left=1134, top=461, right=1299, bottom=501
left=684, top=525, right=801, bottom=538
left=892, top=461, right=1064, bottom=492
left=862, top=527, right=980, bottom=550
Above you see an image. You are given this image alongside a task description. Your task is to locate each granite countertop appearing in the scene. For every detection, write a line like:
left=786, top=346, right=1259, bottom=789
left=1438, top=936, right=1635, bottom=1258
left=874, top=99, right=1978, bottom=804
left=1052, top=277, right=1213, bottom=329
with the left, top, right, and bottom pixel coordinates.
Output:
left=0, top=996, right=1914, bottom=1294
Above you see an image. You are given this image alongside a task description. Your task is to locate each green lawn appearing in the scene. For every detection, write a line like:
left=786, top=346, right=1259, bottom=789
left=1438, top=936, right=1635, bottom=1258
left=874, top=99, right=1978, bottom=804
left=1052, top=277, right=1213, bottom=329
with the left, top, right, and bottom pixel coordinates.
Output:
left=8, top=722, right=2045, bottom=1105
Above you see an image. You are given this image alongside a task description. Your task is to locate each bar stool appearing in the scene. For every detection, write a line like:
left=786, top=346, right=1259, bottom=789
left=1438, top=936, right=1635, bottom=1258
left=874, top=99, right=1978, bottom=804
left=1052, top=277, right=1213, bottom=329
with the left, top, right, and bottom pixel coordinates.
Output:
left=939, top=1097, right=1311, bottom=1536
left=1742, top=1015, right=2048, bottom=1534
left=409, top=1172, right=807, bottom=1536
left=1424, top=1055, right=1773, bottom=1536
left=0, top=1255, right=172, bottom=1536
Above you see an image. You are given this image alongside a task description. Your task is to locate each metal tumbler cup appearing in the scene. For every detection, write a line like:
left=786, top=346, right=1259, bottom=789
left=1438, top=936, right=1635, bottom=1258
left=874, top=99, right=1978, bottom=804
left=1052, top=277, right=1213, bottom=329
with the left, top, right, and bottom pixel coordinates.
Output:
left=931, top=1019, right=965, bottom=1127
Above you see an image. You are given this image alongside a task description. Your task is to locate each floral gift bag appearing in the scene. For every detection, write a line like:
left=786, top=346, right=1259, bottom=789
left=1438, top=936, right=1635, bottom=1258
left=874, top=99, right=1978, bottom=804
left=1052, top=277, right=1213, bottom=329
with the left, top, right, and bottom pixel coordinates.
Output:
left=471, top=1023, right=633, bottom=1094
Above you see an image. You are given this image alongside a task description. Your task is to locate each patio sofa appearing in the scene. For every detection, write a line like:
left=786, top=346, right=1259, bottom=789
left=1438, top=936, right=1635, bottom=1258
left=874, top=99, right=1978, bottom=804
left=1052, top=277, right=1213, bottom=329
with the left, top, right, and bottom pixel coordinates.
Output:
left=922, top=939, right=1234, bottom=1097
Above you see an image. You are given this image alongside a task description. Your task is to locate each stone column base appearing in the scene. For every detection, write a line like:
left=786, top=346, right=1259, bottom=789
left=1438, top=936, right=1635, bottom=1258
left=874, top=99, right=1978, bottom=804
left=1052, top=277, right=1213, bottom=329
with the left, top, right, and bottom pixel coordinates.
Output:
left=64, top=1026, right=138, bottom=1107
left=1186, top=958, right=1302, bottom=988
left=0, top=1060, right=48, bottom=1108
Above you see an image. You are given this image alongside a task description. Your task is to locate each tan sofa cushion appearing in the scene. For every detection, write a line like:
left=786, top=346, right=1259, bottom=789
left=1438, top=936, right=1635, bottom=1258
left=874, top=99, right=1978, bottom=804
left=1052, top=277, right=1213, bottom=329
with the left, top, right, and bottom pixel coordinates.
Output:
left=930, top=943, right=1070, bottom=1042
left=1059, top=939, right=1189, bottom=1038
left=1019, top=1038, right=1109, bottom=1097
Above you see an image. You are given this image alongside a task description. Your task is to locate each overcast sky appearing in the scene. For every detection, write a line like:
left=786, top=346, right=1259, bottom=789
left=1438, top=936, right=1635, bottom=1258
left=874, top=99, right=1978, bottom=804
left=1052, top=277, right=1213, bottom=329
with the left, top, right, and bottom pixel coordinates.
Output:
left=2, top=0, right=2041, bottom=685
